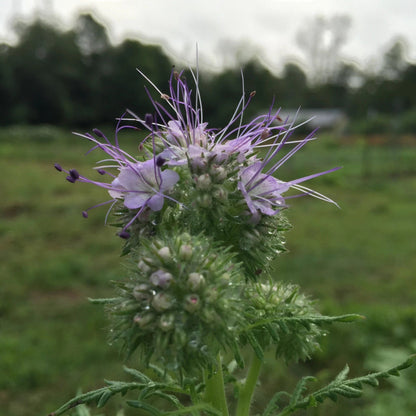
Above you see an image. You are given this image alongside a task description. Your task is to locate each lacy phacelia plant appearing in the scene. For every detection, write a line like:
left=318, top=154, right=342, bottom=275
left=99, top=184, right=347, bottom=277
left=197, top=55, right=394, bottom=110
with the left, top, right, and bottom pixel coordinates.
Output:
left=51, top=70, right=414, bottom=416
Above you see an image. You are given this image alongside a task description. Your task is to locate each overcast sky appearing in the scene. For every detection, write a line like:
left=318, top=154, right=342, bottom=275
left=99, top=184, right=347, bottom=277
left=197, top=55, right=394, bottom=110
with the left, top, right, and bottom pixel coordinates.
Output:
left=0, top=0, right=415, bottom=73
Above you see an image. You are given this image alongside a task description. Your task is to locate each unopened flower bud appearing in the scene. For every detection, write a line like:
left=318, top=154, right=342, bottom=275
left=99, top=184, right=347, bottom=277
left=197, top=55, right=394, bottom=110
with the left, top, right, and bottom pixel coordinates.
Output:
left=152, top=293, right=173, bottom=311
left=213, top=188, right=228, bottom=202
left=180, top=233, right=191, bottom=242
left=211, top=165, right=227, bottom=182
left=150, top=270, right=173, bottom=288
left=133, top=284, right=151, bottom=301
left=195, top=173, right=211, bottom=190
left=159, top=313, right=175, bottom=331
left=138, top=260, right=151, bottom=274
left=187, top=273, right=204, bottom=290
left=133, top=313, right=154, bottom=328
left=184, top=294, right=200, bottom=313
left=179, top=244, right=193, bottom=260
left=158, top=246, right=171, bottom=261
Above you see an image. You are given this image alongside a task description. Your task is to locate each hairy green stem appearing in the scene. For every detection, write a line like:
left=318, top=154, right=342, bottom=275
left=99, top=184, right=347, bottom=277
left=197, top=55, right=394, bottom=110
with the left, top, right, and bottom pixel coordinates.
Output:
left=204, top=354, right=229, bottom=416
left=235, top=353, right=263, bottom=416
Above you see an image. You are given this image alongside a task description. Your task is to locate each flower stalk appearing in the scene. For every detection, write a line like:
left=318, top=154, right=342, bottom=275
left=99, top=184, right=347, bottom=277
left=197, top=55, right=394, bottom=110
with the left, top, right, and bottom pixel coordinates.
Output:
left=235, top=353, right=263, bottom=416
left=204, top=355, right=230, bottom=416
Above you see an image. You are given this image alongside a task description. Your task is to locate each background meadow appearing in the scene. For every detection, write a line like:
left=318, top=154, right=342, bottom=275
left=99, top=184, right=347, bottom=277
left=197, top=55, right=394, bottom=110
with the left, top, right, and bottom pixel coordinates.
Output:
left=1, top=126, right=415, bottom=416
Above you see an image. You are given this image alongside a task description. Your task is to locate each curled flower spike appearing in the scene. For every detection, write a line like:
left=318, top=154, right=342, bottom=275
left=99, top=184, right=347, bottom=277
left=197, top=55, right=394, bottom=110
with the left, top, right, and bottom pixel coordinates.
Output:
left=125, top=69, right=340, bottom=219
left=56, top=67, right=339, bottom=241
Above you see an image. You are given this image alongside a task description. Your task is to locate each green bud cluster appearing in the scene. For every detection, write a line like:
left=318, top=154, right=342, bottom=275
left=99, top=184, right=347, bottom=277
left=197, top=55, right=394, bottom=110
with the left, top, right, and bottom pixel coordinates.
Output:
left=242, top=281, right=325, bottom=363
left=106, top=232, right=245, bottom=373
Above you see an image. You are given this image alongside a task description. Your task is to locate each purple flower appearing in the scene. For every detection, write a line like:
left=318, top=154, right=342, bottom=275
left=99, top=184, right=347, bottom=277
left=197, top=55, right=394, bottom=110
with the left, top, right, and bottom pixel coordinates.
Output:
left=55, top=123, right=180, bottom=235
left=108, top=159, right=179, bottom=211
left=125, top=69, right=340, bottom=219
left=56, top=68, right=340, bottom=233
left=238, top=162, right=289, bottom=220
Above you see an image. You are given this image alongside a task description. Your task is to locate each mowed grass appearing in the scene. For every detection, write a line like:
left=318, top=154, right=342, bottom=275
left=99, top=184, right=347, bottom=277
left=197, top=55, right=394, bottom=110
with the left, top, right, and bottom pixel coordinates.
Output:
left=1, top=126, right=415, bottom=416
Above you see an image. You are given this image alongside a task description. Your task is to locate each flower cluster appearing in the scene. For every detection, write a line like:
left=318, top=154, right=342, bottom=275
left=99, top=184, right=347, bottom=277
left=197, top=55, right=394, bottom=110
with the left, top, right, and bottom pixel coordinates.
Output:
left=56, top=70, right=338, bottom=237
left=107, top=232, right=243, bottom=372
left=56, top=69, right=339, bottom=372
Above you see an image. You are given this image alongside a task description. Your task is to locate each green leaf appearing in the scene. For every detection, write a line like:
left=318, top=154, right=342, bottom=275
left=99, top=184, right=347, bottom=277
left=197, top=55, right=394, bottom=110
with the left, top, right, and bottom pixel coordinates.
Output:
left=333, top=365, right=350, bottom=383
left=97, top=391, right=112, bottom=408
left=123, top=366, right=152, bottom=383
left=267, top=356, right=416, bottom=416
left=289, top=376, right=316, bottom=406
left=127, top=400, right=161, bottom=415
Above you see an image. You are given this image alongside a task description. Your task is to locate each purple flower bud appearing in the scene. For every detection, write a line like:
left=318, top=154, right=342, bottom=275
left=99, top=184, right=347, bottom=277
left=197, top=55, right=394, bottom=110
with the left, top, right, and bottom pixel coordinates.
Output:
left=69, top=169, right=80, bottom=180
left=66, top=175, right=76, bottom=183
left=118, top=230, right=131, bottom=239
left=187, top=273, right=204, bottom=290
left=82, top=211, right=88, bottom=218
left=150, top=270, right=173, bottom=288
left=97, top=169, right=106, bottom=175
left=54, top=163, right=62, bottom=172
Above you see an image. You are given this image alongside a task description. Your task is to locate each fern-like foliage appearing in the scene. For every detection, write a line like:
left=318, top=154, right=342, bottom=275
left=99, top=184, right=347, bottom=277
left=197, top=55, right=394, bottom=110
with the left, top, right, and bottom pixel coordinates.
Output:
left=262, top=355, right=416, bottom=416
left=48, top=366, right=220, bottom=416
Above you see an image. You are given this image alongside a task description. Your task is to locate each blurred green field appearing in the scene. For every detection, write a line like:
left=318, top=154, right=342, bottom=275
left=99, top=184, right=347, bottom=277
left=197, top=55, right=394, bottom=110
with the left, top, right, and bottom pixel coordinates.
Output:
left=1, top=126, right=415, bottom=416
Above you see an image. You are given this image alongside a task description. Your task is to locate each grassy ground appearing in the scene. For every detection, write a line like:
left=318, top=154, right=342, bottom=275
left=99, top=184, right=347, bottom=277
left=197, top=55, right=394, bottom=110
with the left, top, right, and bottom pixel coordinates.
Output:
left=1, top=126, right=415, bottom=416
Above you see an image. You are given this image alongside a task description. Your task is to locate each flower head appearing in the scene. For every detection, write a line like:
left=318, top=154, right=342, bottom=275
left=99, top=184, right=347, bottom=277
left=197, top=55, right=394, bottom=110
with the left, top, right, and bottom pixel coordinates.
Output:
left=55, top=68, right=339, bottom=242
left=126, top=69, right=339, bottom=219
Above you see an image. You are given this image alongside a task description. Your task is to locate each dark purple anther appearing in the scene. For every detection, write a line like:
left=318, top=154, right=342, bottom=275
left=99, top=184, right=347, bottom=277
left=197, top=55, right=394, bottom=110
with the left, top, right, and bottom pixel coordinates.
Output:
left=69, top=169, right=80, bottom=180
left=54, top=163, right=62, bottom=172
left=66, top=175, right=76, bottom=183
left=145, top=113, right=153, bottom=128
left=93, top=128, right=105, bottom=138
left=118, top=230, right=131, bottom=239
left=97, top=169, right=106, bottom=175
left=156, top=156, right=166, bottom=167
left=82, top=211, right=88, bottom=218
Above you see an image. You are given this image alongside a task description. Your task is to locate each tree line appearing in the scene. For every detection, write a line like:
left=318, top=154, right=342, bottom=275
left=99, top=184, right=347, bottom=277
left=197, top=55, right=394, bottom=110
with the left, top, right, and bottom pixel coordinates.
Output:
left=1, top=13, right=416, bottom=134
